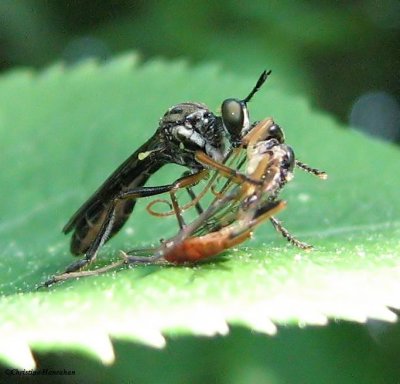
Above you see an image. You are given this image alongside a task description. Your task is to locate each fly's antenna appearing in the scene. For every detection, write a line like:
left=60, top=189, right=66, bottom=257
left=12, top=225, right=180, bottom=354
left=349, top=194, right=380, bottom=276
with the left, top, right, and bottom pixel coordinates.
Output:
left=296, top=160, right=327, bottom=179
left=243, top=70, right=272, bottom=103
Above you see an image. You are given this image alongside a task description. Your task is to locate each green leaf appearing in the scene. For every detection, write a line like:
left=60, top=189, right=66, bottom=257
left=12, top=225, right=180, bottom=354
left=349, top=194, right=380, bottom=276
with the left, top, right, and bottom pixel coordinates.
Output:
left=0, top=55, right=399, bottom=369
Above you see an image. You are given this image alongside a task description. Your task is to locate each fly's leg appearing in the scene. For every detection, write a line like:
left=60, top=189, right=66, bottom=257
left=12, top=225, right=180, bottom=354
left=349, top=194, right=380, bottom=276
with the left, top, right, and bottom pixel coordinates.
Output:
left=146, top=168, right=222, bottom=222
left=145, top=150, right=246, bottom=222
left=195, top=151, right=263, bottom=187
left=41, top=247, right=164, bottom=287
left=177, top=170, right=204, bottom=216
left=163, top=170, right=208, bottom=229
left=40, top=259, right=126, bottom=287
left=269, top=216, right=312, bottom=250
left=186, top=186, right=204, bottom=215
left=44, top=171, right=207, bottom=286
left=69, top=170, right=207, bottom=272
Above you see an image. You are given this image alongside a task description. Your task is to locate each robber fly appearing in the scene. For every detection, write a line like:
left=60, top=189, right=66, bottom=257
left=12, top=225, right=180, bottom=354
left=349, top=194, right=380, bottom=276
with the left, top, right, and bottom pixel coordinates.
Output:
left=53, top=70, right=271, bottom=280
left=45, top=118, right=327, bottom=284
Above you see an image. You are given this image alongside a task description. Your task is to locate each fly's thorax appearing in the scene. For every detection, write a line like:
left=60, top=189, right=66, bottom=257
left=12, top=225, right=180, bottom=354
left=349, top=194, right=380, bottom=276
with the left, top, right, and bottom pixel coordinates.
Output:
left=161, top=102, right=209, bottom=125
left=160, top=102, right=226, bottom=164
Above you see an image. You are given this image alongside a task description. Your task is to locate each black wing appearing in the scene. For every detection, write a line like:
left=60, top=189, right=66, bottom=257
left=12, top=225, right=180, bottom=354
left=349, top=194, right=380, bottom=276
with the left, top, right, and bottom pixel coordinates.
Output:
left=63, top=134, right=165, bottom=255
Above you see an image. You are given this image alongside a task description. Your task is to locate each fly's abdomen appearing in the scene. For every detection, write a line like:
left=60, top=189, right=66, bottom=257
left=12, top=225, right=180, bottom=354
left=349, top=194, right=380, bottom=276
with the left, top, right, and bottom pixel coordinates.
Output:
left=70, top=198, right=136, bottom=255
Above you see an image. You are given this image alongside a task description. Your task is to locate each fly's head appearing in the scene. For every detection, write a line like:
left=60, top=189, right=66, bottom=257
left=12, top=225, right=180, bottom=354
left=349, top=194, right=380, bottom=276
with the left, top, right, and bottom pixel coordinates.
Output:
left=221, top=70, right=271, bottom=147
left=221, top=98, right=250, bottom=147
left=159, top=70, right=272, bottom=167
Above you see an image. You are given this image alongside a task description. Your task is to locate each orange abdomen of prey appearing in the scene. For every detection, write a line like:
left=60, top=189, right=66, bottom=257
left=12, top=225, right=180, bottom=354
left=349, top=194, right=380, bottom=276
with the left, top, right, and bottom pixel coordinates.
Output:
left=163, top=228, right=252, bottom=263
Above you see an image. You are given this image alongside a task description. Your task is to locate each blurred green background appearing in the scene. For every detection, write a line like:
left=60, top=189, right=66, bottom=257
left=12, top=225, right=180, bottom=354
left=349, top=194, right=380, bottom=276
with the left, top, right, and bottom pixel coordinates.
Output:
left=1, top=0, right=399, bottom=142
left=0, top=1, right=399, bottom=383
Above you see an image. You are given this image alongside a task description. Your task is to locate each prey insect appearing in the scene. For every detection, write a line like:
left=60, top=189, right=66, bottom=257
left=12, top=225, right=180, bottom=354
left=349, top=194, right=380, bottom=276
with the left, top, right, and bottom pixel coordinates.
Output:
left=124, top=118, right=327, bottom=264
left=44, top=71, right=271, bottom=285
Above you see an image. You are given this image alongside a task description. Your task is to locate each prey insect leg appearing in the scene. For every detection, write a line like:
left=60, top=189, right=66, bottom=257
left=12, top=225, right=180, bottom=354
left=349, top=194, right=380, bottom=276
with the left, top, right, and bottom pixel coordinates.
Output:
left=169, top=169, right=213, bottom=228
left=145, top=148, right=245, bottom=220
left=146, top=169, right=210, bottom=229
left=186, top=186, right=204, bottom=215
left=269, top=216, right=312, bottom=250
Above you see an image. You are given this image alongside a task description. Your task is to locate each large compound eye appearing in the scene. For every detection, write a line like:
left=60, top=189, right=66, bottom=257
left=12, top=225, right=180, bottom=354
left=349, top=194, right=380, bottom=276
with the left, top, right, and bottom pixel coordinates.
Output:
left=267, top=124, right=284, bottom=143
left=285, top=146, right=295, bottom=172
left=221, top=98, right=245, bottom=138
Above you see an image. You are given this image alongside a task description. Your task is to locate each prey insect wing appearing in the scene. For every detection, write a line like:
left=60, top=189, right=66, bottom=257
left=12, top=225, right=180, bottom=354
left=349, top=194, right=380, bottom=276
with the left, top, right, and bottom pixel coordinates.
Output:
left=161, top=200, right=287, bottom=264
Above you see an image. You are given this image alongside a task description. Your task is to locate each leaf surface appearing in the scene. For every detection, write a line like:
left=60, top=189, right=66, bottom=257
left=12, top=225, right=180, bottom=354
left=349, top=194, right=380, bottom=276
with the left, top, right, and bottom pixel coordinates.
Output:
left=0, top=55, right=399, bottom=368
